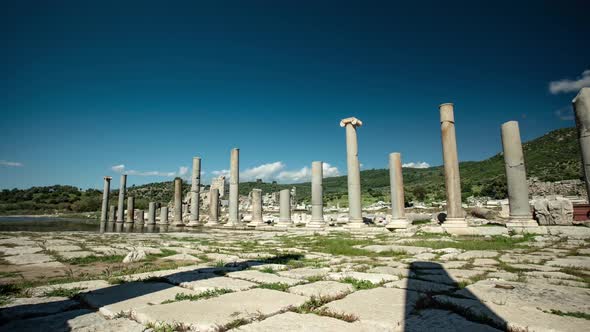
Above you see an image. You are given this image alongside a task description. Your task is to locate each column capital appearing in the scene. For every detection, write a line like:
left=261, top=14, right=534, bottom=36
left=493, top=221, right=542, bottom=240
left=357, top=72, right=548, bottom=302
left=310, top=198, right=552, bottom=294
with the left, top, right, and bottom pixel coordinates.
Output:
left=104, top=176, right=112, bottom=181
left=340, top=117, right=363, bottom=128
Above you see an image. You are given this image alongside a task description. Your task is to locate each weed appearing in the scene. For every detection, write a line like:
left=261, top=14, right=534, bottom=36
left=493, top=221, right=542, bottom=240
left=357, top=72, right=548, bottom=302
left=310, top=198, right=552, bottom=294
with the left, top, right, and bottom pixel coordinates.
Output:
left=257, top=282, right=291, bottom=292
left=42, top=287, right=84, bottom=298
left=341, top=277, right=377, bottom=290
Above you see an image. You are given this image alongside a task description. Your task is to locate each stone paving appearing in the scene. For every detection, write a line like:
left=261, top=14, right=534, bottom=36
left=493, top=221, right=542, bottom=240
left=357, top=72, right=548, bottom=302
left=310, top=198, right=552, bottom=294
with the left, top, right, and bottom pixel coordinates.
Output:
left=0, top=226, right=589, bottom=331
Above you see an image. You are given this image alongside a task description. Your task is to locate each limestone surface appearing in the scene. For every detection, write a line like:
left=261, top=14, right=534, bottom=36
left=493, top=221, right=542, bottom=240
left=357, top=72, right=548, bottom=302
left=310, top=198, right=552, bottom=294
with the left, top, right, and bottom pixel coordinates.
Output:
left=288, top=281, right=354, bottom=298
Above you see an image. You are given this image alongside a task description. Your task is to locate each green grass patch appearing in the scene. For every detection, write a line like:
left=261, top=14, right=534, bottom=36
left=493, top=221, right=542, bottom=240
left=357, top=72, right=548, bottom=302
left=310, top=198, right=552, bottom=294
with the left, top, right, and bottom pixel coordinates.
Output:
left=257, top=282, right=291, bottom=292
left=258, top=267, right=275, bottom=274
left=341, top=277, right=377, bottom=290
left=42, top=287, right=84, bottom=298
left=65, top=254, right=125, bottom=265
left=412, top=219, right=431, bottom=225
left=162, top=288, right=233, bottom=304
left=409, top=234, right=534, bottom=251
left=546, top=309, right=590, bottom=320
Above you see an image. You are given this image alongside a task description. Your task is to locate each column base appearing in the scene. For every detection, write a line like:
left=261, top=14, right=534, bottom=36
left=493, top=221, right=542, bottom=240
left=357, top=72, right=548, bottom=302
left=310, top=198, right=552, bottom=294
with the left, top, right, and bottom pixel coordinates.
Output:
left=185, top=221, right=201, bottom=227
left=306, top=221, right=325, bottom=228
left=204, top=221, right=219, bottom=227
left=224, top=222, right=242, bottom=227
left=247, top=220, right=265, bottom=227
left=442, top=217, right=473, bottom=235
left=386, top=218, right=409, bottom=229
left=274, top=222, right=293, bottom=228
left=506, top=218, right=544, bottom=234
left=344, top=219, right=367, bottom=228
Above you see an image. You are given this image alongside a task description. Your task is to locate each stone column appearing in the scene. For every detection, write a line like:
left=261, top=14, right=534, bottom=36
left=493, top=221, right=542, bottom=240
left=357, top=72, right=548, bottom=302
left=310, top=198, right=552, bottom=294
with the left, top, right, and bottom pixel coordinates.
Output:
left=116, top=174, right=127, bottom=223
left=308, top=161, right=324, bottom=228
left=160, top=207, right=169, bottom=225
left=136, top=209, right=144, bottom=224
left=439, top=103, right=468, bottom=231
left=248, top=189, right=264, bottom=226
left=276, top=189, right=292, bottom=227
left=226, top=148, right=240, bottom=226
left=101, top=176, right=111, bottom=222
left=340, top=117, right=365, bottom=228
left=173, top=177, right=183, bottom=226
left=206, top=188, right=220, bottom=226
left=501, top=121, right=538, bottom=228
left=386, top=153, right=409, bottom=229
left=574, top=88, right=590, bottom=201
left=126, top=196, right=135, bottom=223
left=188, top=157, right=201, bottom=226
left=108, top=206, right=116, bottom=222
left=148, top=202, right=156, bottom=224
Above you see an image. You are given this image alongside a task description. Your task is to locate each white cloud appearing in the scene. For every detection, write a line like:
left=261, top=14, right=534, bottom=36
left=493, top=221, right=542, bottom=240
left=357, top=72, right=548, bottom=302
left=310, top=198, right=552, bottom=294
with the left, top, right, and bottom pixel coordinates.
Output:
left=555, top=106, right=575, bottom=121
left=111, top=164, right=189, bottom=177
left=549, top=70, right=590, bottom=94
left=211, top=161, right=340, bottom=184
left=0, top=160, right=23, bottom=167
left=402, top=162, right=430, bottom=169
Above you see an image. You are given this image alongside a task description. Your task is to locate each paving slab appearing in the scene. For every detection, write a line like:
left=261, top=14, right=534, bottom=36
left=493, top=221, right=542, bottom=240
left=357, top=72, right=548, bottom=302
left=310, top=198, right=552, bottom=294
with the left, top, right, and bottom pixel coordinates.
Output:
left=131, top=288, right=308, bottom=331
left=235, top=312, right=364, bottom=331
left=0, top=297, right=80, bottom=321
left=277, top=267, right=330, bottom=280
left=366, top=266, right=413, bottom=278
left=0, top=246, right=43, bottom=255
left=250, top=264, right=288, bottom=271
left=162, top=253, right=201, bottom=262
left=455, top=250, right=498, bottom=260
left=327, top=271, right=399, bottom=284
left=45, top=245, right=82, bottom=252
left=321, top=287, right=423, bottom=330
left=546, top=256, right=590, bottom=269
left=58, top=251, right=94, bottom=259
left=404, top=309, right=501, bottom=331
left=361, top=245, right=432, bottom=255
left=227, top=270, right=302, bottom=286
left=31, top=280, right=111, bottom=297
left=179, top=276, right=257, bottom=292
left=3, top=253, right=54, bottom=265
left=288, top=281, right=354, bottom=298
left=384, top=278, right=454, bottom=293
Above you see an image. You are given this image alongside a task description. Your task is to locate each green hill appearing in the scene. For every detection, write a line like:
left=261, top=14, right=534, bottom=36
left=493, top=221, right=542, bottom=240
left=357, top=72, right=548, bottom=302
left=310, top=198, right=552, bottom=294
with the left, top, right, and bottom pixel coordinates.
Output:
left=0, top=127, right=582, bottom=214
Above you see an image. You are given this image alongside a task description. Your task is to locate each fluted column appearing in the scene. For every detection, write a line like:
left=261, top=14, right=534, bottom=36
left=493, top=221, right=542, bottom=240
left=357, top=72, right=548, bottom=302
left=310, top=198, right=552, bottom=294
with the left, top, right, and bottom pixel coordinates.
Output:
left=173, top=177, right=183, bottom=226
left=148, top=202, right=156, bottom=224
left=308, top=161, right=324, bottom=228
left=227, top=148, right=241, bottom=226
left=248, top=189, right=264, bottom=226
left=439, top=103, right=468, bottom=230
left=126, top=196, right=135, bottom=223
left=501, top=121, right=538, bottom=228
left=340, top=117, right=365, bottom=228
left=101, top=176, right=111, bottom=222
left=386, top=153, right=409, bottom=229
left=276, top=189, right=292, bottom=227
left=116, top=174, right=127, bottom=223
left=206, top=188, right=220, bottom=226
left=188, top=157, right=201, bottom=226
left=159, top=206, right=169, bottom=224
left=574, top=88, right=590, bottom=201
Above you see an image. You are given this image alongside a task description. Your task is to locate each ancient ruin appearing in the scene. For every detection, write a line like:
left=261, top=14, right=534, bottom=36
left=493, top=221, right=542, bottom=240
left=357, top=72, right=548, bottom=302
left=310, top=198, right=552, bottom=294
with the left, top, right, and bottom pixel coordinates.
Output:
left=340, top=117, right=365, bottom=228
left=386, top=153, right=409, bottom=230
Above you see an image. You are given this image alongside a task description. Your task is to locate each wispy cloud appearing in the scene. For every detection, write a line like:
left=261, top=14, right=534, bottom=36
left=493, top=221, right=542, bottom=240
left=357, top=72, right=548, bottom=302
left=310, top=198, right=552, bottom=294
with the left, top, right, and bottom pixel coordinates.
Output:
left=402, top=161, right=430, bottom=169
left=549, top=70, right=590, bottom=94
left=211, top=161, right=340, bottom=184
left=111, top=164, right=189, bottom=178
left=555, top=106, right=575, bottom=121
left=0, top=160, right=23, bottom=167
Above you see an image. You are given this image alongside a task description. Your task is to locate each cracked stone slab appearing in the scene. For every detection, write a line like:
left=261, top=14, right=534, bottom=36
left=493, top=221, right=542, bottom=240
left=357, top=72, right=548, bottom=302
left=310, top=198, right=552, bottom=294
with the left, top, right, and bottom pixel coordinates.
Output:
left=0, top=297, right=80, bottom=321
left=277, top=267, right=330, bottom=280
left=31, top=280, right=111, bottom=297
left=227, top=270, right=302, bottom=286
left=327, top=272, right=399, bottom=284
left=546, top=256, right=590, bottom=269
left=321, top=287, right=423, bottom=330
left=179, top=276, right=257, bottom=292
left=80, top=282, right=204, bottom=317
left=384, top=278, right=454, bottom=293
left=131, top=288, right=308, bottom=331
left=507, top=263, right=560, bottom=272
left=3, top=253, right=55, bottom=265
left=0, top=309, right=144, bottom=332
left=234, top=312, right=365, bottom=331
left=288, top=281, right=354, bottom=298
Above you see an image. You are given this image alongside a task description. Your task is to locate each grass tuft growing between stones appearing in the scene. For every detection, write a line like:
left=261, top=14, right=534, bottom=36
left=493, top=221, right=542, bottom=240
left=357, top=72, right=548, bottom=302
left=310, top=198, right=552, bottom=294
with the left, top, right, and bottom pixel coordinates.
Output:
left=412, top=219, right=431, bottom=225
left=409, top=234, right=536, bottom=251
left=545, top=309, right=590, bottom=320
left=42, top=287, right=84, bottom=298
left=315, top=308, right=359, bottom=322
left=293, top=294, right=348, bottom=314
left=340, top=277, right=378, bottom=290
left=65, top=254, right=126, bottom=266
left=145, top=321, right=189, bottom=332
left=257, top=282, right=291, bottom=292
left=258, top=267, right=275, bottom=274
left=161, top=288, right=234, bottom=304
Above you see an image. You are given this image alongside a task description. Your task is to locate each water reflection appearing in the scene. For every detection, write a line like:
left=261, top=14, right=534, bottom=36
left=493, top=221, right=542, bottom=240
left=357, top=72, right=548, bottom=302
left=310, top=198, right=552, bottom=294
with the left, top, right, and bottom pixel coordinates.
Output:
left=99, top=222, right=203, bottom=234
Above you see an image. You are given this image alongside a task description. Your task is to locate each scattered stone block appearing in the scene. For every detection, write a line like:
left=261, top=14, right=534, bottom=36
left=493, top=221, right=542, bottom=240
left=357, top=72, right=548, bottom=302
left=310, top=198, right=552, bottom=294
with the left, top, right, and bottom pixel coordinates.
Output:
left=122, top=250, right=147, bottom=263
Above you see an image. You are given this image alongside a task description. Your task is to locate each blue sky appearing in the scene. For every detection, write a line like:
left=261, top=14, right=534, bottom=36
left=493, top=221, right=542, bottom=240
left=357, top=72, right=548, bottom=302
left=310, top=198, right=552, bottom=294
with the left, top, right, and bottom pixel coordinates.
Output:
left=1, top=1, right=589, bottom=189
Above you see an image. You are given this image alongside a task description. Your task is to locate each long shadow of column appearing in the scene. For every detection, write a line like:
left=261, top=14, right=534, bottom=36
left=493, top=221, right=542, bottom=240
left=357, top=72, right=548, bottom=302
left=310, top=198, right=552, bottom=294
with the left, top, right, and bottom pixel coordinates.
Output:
left=404, top=261, right=507, bottom=331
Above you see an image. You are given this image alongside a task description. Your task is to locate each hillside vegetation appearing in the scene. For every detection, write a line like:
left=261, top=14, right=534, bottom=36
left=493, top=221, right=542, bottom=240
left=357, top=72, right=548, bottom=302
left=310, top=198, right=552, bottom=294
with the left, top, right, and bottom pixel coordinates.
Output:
left=0, top=127, right=582, bottom=214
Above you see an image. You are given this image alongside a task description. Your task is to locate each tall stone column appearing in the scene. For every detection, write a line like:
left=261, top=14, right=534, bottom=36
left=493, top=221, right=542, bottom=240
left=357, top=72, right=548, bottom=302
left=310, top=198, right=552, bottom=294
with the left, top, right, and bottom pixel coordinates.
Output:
left=108, top=206, right=116, bottom=222
left=173, top=177, right=184, bottom=226
left=574, top=88, right=590, bottom=201
left=126, top=196, right=135, bottom=223
left=501, top=121, right=538, bottom=228
left=159, top=207, right=169, bottom=225
left=188, top=157, right=201, bottom=226
left=248, top=189, right=264, bottom=226
left=439, top=103, right=468, bottom=231
left=308, top=161, right=325, bottom=228
left=116, top=174, right=127, bottom=223
left=148, top=202, right=156, bottom=224
left=227, top=148, right=241, bottom=226
left=340, top=117, right=365, bottom=228
left=276, top=189, right=292, bottom=227
left=386, top=153, right=409, bottom=229
left=101, top=176, right=111, bottom=222
left=206, top=189, right=220, bottom=226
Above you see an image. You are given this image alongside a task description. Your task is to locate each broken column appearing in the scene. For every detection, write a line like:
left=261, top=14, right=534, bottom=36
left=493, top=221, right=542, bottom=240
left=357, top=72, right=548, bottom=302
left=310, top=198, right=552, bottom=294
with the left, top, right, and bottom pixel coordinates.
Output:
left=159, top=206, right=169, bottom=225
left=126, top=196, right=135, bottom=223
left=101, top=176, right=111, bottom=222
left=206, top=188, right=220, bottom=226
left=148, top=202, right=156, bottom=224
left=173, top=177, right=183, bottom=226
left=439, top=103, right=468, bottom=231
left=276, top=189, right=292, bottom=227
left=136, top=209, right=144, bottom=224
left=307, top=161, right=324, bottom=228
left=573, top=88, right=590, bottom=200
left=340, top=117, right=365, bottom=228
left=108, top=206, right=116, bottom=222
left=386, top=153, right=409, bottom=229
left=248, top=189, right=264, bottom=226
left=187, top=156, right=201, bottom=226
left=501, top=121, right=538, bottom=228
left=227, top=148, right=240, bottom=226
left=116, top=174, right=127, bottom=223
